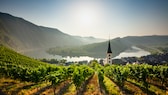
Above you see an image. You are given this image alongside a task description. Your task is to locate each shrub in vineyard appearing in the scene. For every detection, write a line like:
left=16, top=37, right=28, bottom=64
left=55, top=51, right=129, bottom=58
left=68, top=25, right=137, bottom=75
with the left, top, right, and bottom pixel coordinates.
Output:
left=105, top=65, right=129, bottom=86
left=45, top=69, right=66, bottom=95
left=72, top=65, right=94, bottom=94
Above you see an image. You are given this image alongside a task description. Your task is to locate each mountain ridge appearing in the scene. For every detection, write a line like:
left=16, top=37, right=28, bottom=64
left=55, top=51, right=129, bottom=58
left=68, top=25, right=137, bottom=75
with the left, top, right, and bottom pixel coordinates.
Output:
left=1, top=12, right=168, bottom=58
left=0, top=12, right=105, bottom=52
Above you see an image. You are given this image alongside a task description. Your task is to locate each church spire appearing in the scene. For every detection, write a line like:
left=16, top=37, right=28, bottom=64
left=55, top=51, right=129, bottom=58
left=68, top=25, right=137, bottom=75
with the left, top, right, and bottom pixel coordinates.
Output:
left=107, top=40, right=112, bottom=53
left=104, top=35, right=113, bottom=65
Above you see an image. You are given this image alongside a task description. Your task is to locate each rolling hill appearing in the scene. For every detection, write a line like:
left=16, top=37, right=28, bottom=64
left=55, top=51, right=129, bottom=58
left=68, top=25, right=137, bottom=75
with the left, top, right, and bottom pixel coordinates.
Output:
left=47, top=35, right=168, bottom=58
left=1, top=12, right=168, bottom=58
left=0, top=12, right=105, bottom=52
left=0, top=45, right=48, bottom=68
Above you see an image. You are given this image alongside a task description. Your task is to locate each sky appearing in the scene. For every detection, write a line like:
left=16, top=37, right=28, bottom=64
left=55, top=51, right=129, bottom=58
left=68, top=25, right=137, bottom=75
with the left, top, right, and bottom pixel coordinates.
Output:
left=0, top=0, right=168, bottom=39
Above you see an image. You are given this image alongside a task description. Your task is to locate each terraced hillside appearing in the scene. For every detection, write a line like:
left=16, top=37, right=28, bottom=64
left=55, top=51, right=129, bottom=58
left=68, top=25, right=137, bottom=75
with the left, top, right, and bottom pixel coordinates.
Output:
left=0, top=46, right=168, bottom=95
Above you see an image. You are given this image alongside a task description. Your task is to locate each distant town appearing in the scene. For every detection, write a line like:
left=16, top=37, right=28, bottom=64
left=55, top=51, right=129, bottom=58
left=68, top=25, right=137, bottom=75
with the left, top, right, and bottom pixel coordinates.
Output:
left=40, top=52, right=168, bottom=66
left=112, top=52, right=168, bottom=65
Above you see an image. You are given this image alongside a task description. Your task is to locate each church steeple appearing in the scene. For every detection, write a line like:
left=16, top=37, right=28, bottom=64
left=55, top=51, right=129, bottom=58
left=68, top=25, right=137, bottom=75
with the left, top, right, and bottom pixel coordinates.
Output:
left=104, top=39, right=113, bottom=65
left=107, top=40, right=112, bottom=53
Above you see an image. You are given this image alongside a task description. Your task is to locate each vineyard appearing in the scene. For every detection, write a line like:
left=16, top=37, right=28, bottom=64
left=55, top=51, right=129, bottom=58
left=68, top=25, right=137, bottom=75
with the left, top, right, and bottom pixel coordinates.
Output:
left=0, top=46, right=168, bottom=95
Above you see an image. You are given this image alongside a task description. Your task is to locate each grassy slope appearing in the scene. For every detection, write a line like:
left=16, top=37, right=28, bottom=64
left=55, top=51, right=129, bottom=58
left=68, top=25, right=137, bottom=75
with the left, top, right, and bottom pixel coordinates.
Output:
left=0, top=45, right=53, bottom=94
left=0, top=45, right=49, bottom=68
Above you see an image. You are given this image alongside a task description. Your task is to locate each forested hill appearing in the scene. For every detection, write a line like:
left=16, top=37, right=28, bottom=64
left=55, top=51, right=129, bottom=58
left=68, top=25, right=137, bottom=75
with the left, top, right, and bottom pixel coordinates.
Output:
left=47, top=35, right=168, bottom=58
left=0, top=12, right=105, bottom=51
left=47, top=37, right=131, bottom=58
left=122, top=35, right=168, bottom=46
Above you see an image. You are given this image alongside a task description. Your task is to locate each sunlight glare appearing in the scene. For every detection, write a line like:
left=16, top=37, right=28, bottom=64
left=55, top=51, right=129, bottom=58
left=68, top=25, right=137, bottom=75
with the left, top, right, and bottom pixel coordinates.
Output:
left=78, top=9, right=96, bottom=26
left=72, top=2, right=102, bottom=27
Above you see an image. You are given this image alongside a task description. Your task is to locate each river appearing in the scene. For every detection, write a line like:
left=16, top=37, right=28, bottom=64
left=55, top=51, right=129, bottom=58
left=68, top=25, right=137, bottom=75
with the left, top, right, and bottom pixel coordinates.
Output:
left=114, top=46, right=150, bottom=59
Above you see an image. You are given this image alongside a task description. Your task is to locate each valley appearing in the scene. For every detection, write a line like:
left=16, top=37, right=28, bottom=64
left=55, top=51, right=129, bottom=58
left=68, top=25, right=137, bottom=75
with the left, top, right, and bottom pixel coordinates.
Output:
left=0, top=46, right=168, bottom=95
left=1, top=12, right=168, bottom=59
left=0, top=11, right=168, bottom=95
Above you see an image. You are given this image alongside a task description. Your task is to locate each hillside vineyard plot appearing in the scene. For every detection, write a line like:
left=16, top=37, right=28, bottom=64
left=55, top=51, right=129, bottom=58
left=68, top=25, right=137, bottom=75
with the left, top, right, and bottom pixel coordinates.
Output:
left=0, top=46, right=168, bottom=95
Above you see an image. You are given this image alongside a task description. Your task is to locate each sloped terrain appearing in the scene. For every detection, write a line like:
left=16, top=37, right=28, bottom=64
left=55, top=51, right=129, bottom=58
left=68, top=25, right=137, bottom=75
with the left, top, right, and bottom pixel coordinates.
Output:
left=0, top=12, right=105, bottom=52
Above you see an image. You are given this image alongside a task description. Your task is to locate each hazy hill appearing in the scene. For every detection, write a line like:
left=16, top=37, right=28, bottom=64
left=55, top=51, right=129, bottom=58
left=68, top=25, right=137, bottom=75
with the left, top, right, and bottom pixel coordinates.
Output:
left=47, top=37, right=131, bottom=58
left=0, top=12, right=105, bottom=52
left=1, top=12, right=168, bottom=58
left=47, top=35, right=168, bottom=58
left=122, top=35, right=168, bottom=46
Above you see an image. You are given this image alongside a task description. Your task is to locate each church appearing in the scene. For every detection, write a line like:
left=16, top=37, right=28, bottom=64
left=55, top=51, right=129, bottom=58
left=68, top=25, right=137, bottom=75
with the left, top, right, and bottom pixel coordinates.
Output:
left=104, top=40, right=112, bottom=65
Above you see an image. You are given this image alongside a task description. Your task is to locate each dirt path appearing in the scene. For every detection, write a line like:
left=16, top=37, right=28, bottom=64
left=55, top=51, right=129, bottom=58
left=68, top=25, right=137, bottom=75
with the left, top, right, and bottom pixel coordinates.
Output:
left=39, top=80, right=70, bottom=95
left=83, top=73, right=102, bottom=95
left=124, top=81, right=146, bottom=95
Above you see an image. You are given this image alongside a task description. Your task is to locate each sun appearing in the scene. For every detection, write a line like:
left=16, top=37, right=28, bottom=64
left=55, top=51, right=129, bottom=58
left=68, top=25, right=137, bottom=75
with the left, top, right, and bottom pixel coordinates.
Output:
left=69, top=1, right=103, bottom=29
left=74, top=6, right=99, bottom=27
left=78, top=10, right=96, bottom=26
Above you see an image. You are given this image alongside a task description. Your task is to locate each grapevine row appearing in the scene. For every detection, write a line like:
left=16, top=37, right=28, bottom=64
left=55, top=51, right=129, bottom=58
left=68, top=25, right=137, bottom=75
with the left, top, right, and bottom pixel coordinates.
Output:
left=104, top=64, right=168, bottom=90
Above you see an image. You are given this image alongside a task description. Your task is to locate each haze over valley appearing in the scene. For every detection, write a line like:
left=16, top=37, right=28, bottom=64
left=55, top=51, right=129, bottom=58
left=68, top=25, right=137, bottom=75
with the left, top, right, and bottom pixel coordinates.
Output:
left=1, top=1, right=168, bottom=95
left=0, top=0, right=168, bottom=59
left=0, top=12, right=168, bottom=60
